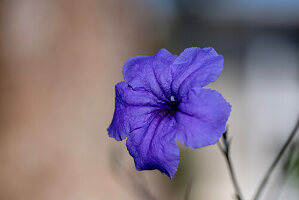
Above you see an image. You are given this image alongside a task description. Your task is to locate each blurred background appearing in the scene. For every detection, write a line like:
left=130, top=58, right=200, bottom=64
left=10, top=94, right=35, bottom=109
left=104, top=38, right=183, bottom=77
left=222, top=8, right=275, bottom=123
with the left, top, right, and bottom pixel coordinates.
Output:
left=0, top=0, right=299, bottom=199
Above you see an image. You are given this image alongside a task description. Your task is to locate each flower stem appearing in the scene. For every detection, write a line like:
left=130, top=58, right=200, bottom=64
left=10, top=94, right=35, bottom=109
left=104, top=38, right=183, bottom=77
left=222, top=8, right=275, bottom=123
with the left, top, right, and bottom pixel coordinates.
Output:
left=218, top=130, right=244, bottom=200
left=252, top=118, right=299, bottom=200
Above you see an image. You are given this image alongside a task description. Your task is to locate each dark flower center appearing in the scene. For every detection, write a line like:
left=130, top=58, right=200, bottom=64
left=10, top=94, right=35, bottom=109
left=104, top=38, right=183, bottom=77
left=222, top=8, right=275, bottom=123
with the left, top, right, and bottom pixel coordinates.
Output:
left=166, top=95, right=180, bottom=116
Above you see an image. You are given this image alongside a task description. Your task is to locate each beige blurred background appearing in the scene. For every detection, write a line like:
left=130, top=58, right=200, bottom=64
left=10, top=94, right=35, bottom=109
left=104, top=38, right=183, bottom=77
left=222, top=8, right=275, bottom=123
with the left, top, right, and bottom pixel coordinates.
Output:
left=0, top=0, right=298, bottom=200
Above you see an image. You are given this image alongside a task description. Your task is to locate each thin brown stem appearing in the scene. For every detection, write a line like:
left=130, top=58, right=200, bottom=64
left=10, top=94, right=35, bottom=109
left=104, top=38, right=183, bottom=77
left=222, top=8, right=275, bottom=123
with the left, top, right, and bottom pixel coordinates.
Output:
left=252, top=118, right=299, bottom=200
left=218, top=130, right=244, bottom=200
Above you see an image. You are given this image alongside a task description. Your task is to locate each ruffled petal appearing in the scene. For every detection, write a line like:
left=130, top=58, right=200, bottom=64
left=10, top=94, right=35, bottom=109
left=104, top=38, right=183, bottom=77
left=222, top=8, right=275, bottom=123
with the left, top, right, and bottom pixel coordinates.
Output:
left=171, top=47, right=223, bottom=99
left=175, top=88, right=231, bottom=149
left=107, top=82, right=162, bottom=141
left=123, top=49, right=177, bottom=100
left=126, top=114, right=179, bottom=178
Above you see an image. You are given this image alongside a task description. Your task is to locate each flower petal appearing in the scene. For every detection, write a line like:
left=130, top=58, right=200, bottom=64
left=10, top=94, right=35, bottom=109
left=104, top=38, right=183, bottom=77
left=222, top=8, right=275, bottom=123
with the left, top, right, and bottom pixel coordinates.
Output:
left=123, top=49, right=177, bottom=100
left=107, top=82, right=161, bottom=141
left=126, top=114, right=179, bottom=178
left=171, top=47, right=223, bottom=99
left=175, top=88, right=231, bottom=149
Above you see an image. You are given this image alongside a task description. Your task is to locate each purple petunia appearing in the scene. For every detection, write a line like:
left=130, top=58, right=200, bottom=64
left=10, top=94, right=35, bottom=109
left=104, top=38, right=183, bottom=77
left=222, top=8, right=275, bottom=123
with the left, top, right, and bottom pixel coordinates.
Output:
left=108, top=47, right=231, bottom=178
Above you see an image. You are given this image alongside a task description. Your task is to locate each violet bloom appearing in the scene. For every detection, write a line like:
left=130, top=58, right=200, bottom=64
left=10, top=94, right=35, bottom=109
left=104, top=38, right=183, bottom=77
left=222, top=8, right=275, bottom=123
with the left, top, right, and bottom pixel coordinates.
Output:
left=108, top=47, right=231, bottom=178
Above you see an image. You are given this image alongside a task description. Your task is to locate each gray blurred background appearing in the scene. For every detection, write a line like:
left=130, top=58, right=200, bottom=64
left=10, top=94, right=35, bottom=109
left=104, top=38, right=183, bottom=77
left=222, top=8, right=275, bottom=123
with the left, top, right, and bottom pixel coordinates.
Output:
left=0, top=0, right=298, bottom=200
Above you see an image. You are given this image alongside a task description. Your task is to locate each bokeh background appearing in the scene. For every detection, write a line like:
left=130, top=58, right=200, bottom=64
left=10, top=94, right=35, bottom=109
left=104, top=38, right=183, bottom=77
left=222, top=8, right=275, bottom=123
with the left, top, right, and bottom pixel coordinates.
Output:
left=0, top=0, right=299, bottom=199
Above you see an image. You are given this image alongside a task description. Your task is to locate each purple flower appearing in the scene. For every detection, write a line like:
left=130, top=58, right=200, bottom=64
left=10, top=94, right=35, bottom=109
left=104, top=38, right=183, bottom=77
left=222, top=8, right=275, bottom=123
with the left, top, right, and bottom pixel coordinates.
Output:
left=108, top=47, right=231, bottom=178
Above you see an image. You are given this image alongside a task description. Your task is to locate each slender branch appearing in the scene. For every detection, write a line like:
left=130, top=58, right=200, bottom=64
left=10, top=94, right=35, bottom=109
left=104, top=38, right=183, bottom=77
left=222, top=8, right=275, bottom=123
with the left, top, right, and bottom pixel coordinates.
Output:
left=252, top=118, right=299, bottom=200
left=218, top=130, right=244, bottom=200
left=184, top=178, right=194, bottom=200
